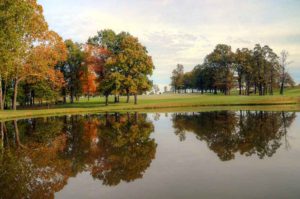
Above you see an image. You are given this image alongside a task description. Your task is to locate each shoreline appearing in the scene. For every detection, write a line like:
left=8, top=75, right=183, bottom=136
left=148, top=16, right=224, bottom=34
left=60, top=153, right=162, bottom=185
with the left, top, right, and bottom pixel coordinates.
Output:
left=1, top=101, right=300, bottom=121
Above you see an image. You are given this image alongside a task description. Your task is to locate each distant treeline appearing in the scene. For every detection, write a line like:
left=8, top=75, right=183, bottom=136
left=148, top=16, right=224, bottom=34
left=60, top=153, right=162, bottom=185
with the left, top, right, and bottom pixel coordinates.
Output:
left=171, top=44, right=294, bottom=95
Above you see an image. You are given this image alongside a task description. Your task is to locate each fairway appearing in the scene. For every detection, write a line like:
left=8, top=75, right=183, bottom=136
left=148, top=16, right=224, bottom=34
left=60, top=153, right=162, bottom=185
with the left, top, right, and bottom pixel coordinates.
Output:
left=1, top=89, right=300, bottom=121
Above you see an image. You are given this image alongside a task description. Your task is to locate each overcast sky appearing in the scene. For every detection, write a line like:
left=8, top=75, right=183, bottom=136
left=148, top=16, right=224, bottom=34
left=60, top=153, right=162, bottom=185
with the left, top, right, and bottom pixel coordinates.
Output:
left=38, top=0, right=300, bottom=88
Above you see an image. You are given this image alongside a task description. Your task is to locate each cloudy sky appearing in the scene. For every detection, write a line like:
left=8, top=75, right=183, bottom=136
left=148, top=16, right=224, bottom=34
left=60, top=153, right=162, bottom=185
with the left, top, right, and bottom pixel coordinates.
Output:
left=38, top=0, right=300, bottom=88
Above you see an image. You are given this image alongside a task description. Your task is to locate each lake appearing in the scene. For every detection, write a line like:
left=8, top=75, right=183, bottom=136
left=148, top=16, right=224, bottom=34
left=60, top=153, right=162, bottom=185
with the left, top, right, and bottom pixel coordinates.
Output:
left=0, top=111, right=300, bottom=199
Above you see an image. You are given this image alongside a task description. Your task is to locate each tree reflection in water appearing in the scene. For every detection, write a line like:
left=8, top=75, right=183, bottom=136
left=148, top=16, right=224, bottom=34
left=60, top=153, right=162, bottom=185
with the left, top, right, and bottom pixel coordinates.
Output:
left=172, top=111, right=296, bottom=161
left=0, top=113, right=156, bottom=199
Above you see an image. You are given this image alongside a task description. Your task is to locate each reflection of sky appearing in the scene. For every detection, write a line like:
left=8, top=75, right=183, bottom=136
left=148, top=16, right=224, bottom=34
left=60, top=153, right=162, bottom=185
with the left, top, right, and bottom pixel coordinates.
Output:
left=38, top=0, right=300, bottom=89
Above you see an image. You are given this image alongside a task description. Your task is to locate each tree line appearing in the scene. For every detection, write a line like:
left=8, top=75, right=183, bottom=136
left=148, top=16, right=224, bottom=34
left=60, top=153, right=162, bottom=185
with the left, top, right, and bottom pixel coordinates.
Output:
left=171, top=44, right=295, bottom=95
left=0, top=0, right=154, bottom=110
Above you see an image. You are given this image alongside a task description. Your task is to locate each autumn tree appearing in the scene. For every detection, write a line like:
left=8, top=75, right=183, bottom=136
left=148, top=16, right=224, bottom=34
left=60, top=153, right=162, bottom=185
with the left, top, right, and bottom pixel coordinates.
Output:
left=0, top=0, right=67, bottom=110
left=80, top=68, right=97, bottom=100
left=81, top=44, right=109, bottom=100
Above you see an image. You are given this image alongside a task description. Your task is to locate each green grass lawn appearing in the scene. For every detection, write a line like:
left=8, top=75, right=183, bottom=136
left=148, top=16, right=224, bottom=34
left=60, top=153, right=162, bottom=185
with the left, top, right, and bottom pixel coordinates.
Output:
left=1, top=87, right=300, bottom=121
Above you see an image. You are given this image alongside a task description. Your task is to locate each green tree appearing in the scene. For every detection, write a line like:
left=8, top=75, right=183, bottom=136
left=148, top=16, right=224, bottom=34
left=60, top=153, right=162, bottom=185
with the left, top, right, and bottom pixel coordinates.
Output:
left=279, top=50, right=291, bottom=95
left=106, top=32, right=154, bottom=104
left=57, top=40, right=86, bottom=103
left=206, top=44, right=234, bottom=95
left=171, top=64, right=184, bottom=93
left=234, top=48, right=253, bottom=95
left=89, top=30, right=154, bottom=105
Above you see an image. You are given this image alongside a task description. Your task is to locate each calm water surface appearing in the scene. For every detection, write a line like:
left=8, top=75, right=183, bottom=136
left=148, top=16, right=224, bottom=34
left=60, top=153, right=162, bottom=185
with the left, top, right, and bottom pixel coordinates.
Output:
left=0, top=111, right=300, bottom=199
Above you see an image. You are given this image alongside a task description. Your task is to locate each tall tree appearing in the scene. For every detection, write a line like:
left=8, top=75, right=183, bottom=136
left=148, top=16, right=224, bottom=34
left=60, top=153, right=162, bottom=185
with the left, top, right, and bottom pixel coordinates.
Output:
left=171, top=64, right=184, bottom=93
left=57, top=40, right=85, bottom=103
left=235, top=48, right=253, bottom=95
left=13, top=30, right=67, bottom=109
left=115, top=32, right=154, bottom=104
left=279, top=50, right=291, bottom=95
left=81, top=70, right=97, bottom=100
left=88, top=30, right=122, bottom=103
left=0, top=0, right=67, bottom=110
left=206, top=44, right=234, bottom=95
left=91, top=30, right=154, bottom=104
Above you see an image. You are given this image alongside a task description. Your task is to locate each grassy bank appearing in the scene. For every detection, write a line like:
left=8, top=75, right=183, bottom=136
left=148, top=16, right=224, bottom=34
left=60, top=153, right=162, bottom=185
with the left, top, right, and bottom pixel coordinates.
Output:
left=1, top=88, right=300, bottom=121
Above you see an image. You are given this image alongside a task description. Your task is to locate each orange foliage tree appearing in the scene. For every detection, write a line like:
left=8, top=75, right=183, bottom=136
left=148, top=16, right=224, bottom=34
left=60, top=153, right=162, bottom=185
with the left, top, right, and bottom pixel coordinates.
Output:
left=9, top=0, right=67, bottom=109
left=81, top=44, right=110, bottom=100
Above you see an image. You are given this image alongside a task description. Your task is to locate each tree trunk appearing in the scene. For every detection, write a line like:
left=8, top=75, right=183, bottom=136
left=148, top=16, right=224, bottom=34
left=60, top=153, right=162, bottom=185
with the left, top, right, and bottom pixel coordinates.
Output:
left=62, top=87, right=67, bottom=104
left=270, top=69, right=274, bottom=95
left=3, top=80, right=7, bottom=110
left=264, top=85, right=268, bottom=95
left=258, top=83, right=262, bottom=96
left=280, top=70, right=285, bottom=95
left=12, top=79, right=18, bottom=110
left=246, top=80, right=250, bottom=96
left=30, top=89, right=35, bottom=106
left=126, top=91, right=130, bottom=103
left=134, top=94, right=137, bottom=105
left=238, top=77, right=242, bottom=95
left=0, top=75, right=3, bottom=110
left=280, top=82, right=284, bottom=95
left=70, top=88, right=74, bottom=104
left=105, top=95, right=108, bottom=106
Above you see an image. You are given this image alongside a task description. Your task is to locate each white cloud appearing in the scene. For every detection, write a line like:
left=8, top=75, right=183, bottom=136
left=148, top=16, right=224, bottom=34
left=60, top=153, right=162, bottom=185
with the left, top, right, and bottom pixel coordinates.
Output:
left=39, top=0, right=300, bottom=83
